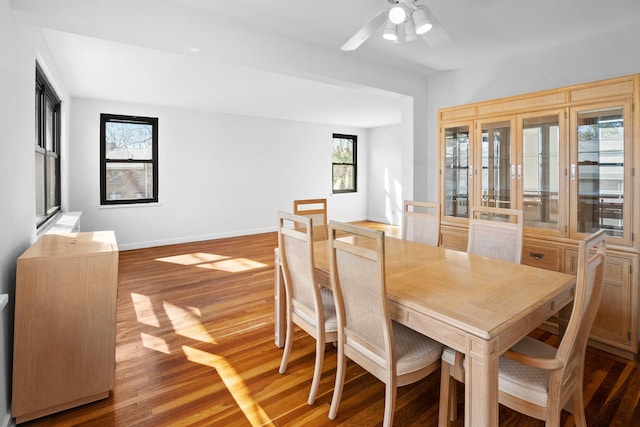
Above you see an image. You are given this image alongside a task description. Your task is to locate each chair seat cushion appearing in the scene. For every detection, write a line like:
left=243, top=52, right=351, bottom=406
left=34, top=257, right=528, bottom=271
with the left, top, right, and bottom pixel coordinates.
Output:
left=392, top=321, right=443, bottom=375
left=320, top=287, right=338, bottom=331
left=293, top=287, right=338, bottom=332
left=442, top=346, right=461, bottom=366
left=498, top=336, right=558, bottom=407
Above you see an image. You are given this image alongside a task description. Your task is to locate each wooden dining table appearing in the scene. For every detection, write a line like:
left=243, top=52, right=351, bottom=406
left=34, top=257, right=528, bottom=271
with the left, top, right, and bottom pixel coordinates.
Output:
left=273, top=236, right=576, bottom=427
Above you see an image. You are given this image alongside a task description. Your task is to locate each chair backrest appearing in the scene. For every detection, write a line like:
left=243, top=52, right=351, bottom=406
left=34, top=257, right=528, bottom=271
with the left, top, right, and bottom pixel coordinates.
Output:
left=278, top=211, right=323, bottom=324
left=294, top=198, right=328, bottom=241
left=402, top=200, right=441, bottom=246
left=553, top=230, right=606, bottom=392
left=467, top=206, right=523, bottom=263
left=329, top=221, right=393, bottom=374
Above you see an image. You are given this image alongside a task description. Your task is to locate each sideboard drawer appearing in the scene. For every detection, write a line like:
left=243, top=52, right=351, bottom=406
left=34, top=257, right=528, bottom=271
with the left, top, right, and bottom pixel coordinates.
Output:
left=521, top=244, right=562, bottom=271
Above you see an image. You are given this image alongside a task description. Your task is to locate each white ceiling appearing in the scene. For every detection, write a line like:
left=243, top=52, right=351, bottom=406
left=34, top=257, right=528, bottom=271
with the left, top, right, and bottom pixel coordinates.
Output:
left=11, top=0, right=640, bottom=128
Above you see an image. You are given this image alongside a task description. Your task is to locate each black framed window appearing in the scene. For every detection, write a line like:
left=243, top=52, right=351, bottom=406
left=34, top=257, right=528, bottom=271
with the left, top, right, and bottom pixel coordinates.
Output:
left=332, top=133, right=357, bottom=193
left=35, top=65, right=61, bottom=227
left=100, top=114, right=158, bottom=205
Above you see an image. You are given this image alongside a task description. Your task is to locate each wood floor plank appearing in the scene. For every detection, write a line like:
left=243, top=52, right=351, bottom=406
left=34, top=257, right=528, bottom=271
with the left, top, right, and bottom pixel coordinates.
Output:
left=17, top=226, right=640, bottom=426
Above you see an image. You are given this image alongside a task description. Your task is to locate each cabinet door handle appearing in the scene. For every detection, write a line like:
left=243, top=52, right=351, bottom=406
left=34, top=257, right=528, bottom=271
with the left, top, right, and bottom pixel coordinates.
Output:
left=571, top=164, right=576, bottom=180
left=517, top=164, right=522, bottom=180
left=511, top=164, right=516, bottom=179
left=529, top=252, right=545, bottom=260
left=469, top=165, right=473, bottom=178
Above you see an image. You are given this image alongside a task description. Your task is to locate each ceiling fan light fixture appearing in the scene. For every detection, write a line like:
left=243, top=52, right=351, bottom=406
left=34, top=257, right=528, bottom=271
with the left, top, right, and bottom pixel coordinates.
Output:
left=383, top=20, right=398, bottom=41
left=388, top=5, right=407, bottom=24
left=404, top=16, right=417, bottom=41
left=413, top=7, right=433, bottom=35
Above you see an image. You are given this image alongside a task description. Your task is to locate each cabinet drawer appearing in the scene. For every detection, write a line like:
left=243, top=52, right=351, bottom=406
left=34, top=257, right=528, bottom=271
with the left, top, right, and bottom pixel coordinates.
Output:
left=521, top=244, right=562, bottom=271
left=440, top=228, right=467, bottom=252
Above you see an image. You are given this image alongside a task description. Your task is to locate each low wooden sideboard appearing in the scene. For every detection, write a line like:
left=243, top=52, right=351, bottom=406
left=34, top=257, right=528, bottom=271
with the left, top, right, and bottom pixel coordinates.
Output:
left=12, top=231, right=119, bottom=423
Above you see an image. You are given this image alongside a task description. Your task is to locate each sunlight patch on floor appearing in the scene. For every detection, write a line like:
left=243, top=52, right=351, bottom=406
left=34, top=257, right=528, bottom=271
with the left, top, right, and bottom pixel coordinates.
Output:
left=155, top=252, right=230, bottom=265
left=155, top=252, right=267, bottom=272
left=196, top=258, right=267, bottom=272
left=131, top=292, right=161, bottom=327
left=182, top=345, right=275, bottom=427
left=164, top=301, right=216, bottom=344
left=140, top=332, right=170, bottom=354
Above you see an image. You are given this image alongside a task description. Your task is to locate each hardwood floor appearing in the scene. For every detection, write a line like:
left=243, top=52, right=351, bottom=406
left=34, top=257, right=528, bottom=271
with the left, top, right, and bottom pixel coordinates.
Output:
left=20, top=223, right=640, bottom=426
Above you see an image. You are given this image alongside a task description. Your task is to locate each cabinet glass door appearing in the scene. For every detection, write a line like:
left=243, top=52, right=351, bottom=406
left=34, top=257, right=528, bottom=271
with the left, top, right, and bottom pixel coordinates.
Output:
left=478, top=119, right=513, bottom=208
left=521, top=113, right=563, bottom=232
left=571, top=102, right=631, bottom=244
left=443, top=125, right=470, bottom=218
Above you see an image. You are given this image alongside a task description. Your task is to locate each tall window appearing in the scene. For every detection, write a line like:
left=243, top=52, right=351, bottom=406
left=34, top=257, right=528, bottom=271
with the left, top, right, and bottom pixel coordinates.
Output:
left=100, top=114, right=158, bottom=205
left=35, top=65, right=61, bottom=227
left=332, top=133, right=357, bottom=193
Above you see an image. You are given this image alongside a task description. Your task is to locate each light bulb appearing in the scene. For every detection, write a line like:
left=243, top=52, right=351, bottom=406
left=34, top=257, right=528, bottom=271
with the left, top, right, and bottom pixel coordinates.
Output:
left=383, top=20, right=398, bottom=41
left=388, top=6, right=407, bottom=24
left=413, top=8, right=433, bottom=35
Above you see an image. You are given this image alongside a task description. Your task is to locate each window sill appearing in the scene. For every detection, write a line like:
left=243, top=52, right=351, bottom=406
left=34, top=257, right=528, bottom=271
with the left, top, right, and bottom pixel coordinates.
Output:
left=98, top=202, right=161, bottom=209
left=37, top=211, right=82, bottom=238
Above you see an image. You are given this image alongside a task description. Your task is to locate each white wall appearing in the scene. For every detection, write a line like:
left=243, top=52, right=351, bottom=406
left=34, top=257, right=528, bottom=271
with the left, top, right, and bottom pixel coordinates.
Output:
left=69, top=99, right=368, bottom=249
left=0, top=1, right=70, bottom=425
left=367, top=124, right=404, bottom=225
left=0, top=2, right=31, bottom=421
left=420, top=20, right=640, bottom=201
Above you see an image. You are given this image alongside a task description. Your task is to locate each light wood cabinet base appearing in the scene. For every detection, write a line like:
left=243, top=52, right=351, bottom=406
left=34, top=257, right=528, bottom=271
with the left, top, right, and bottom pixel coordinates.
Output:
left=14, top=391, right=110, bottom=424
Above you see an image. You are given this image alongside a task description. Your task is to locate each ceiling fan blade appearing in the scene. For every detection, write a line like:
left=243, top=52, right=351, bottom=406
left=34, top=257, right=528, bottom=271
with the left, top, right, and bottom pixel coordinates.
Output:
left=340, top=9, right=389, bottom=51
left=420, top=7, right=452, bottom=49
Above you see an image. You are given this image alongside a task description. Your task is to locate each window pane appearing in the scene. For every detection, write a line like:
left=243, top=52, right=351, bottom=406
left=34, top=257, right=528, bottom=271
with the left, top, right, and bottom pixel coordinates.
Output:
left=105, top=162, right=154, bottom=201
left=480, top=120, right=511, bottom=208
left=105, top=122, right=153, bottom=160
left=46, top=155, right=58, bottom=212
left=333, top=165, right=354, bottom=191
left=35, top=152, right=45, bottom=218
left=522, top=115, right=560, bottom=230
left=444, top=125, right=470, bottom=218
left=35, top=89, right=41, bottom=147
left=332, top=138, right=353, bottom=163
left=45, top=100, right=54, bottom=152
left=576, top=107, right=624, bottom=237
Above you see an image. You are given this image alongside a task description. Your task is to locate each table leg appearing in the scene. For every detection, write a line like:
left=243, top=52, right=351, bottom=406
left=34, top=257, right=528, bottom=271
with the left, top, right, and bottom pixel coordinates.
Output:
left=464, top=336, right=499, bottom=427
left=274, top=248, right=285, bottom=348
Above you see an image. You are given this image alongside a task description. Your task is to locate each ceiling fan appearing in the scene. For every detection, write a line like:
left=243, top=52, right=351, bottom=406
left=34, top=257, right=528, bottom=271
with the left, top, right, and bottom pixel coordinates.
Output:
left=341, top=0, right=451, bottom=51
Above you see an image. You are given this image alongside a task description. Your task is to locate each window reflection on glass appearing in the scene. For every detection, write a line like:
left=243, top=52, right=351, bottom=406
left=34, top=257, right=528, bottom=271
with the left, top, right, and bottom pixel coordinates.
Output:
left=522, top=115, right=560, bottom=230
left=444, top=125, right=469, bottom=218
left=576, top=107, right=624, bottom=237
left=480, top=120, right=511, bottom=209
left=106, top=163, right=154, bottom=201
left=105, top=122, right=153, bottom=160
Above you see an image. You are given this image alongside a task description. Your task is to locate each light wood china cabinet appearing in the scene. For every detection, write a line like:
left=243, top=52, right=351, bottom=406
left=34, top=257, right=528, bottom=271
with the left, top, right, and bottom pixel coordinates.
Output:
left=438, top=74, right=639, bottom=359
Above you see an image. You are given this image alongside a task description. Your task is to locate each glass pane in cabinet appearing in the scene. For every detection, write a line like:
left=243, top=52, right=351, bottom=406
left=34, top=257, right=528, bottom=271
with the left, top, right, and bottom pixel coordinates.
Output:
left=522, top=115, right=560, bottom=230
left=444, top=125, right=470, bottom=218
left=576, top=107, right=624, bottom=237
left=480, top=121, right=511, bottom=208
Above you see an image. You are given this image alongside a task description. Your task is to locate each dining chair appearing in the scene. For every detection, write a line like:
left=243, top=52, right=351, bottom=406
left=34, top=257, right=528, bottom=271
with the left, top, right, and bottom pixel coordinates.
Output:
left=277, top=211, right=338, bottom=405
left=402, top=200, right=441, bottom=246
left=327, top=221, right=443, bottom=426
left=293, top=198, right=328, bottom=241
left=438, top=229, right=607, bottom=426
left=438, top=205, right=525, bottom=417
left=467, top=205, right=524, bottom=263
